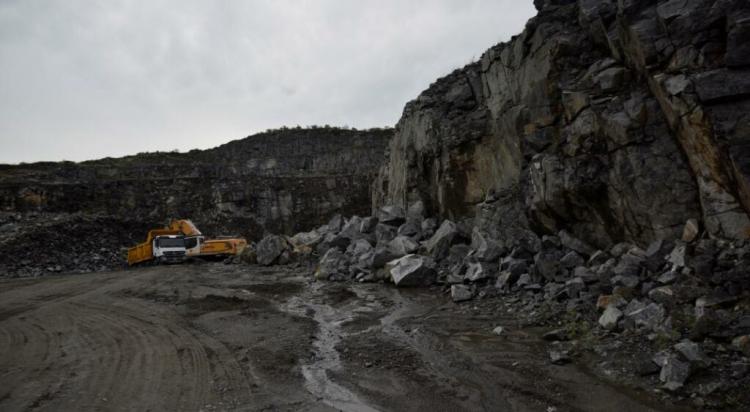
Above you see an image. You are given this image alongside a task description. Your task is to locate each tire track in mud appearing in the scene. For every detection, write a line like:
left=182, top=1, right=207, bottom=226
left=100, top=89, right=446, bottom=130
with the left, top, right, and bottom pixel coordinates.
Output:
left=377, top=291, right=544, bottom=410
left=371, top=288, right=668, bottom=412
left=0, top=267, right=258, bottom=411
left=0, top=305, right=81, bottom=411
left=69, top=303, right=214, bottom=411
left=0, top=265, right=672, bottom=412
left=291, top=284, right=666, bottom=412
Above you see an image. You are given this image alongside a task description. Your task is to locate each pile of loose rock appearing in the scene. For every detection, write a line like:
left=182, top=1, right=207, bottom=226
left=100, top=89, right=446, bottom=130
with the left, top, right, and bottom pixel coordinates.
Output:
left=254, top=203, right=750, bottom=407
left=0, top=212, right=151, bottom=277
left=493, top=226, right=750, bottom=403
left=293, top=202, right=464, bottom=285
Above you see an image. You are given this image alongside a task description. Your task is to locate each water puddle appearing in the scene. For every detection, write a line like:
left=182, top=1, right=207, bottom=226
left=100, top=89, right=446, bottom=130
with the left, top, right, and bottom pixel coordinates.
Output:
left=281, top=287, right=380, bottom=412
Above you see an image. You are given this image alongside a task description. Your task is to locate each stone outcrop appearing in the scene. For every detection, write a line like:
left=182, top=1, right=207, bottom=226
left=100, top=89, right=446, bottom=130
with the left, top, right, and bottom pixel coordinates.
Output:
left=0, top=127, right=390, bottom=242
left=373, top=0, right=750, bottom=249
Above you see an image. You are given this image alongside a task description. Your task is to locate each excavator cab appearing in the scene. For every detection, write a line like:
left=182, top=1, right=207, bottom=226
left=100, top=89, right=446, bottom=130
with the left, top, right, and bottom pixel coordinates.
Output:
left=183, top=235, right=205, bottom=257
left=184, top=237, right=200, bottom=250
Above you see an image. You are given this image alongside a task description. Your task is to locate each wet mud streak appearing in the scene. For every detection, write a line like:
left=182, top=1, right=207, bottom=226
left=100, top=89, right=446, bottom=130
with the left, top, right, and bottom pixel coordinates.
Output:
left=281, top=283, right=380, bottom=412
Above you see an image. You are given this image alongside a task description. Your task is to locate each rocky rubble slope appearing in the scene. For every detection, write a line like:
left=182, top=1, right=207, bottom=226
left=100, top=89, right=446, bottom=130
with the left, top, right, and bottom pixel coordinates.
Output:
left=0, top=212, right=153, bottom=276
left=256, top=202, right=750, bottom=408
left=373, top=0, right=750, bottom=249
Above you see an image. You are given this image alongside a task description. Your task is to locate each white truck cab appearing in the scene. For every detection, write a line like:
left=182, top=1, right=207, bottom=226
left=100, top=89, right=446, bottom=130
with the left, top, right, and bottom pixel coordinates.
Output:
left=152, top=235, right=187, bottom=263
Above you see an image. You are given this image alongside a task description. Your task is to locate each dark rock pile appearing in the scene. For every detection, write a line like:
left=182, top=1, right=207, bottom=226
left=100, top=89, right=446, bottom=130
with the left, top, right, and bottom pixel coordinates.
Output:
left=0, top=212, right=152, bottom=277
left=270, top=202, right=750, bottom=408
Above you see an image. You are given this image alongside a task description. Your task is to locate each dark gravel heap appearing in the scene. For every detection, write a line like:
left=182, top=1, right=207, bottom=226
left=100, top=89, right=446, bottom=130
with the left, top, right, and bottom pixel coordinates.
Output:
left=0, top=212, right=153, bottom=277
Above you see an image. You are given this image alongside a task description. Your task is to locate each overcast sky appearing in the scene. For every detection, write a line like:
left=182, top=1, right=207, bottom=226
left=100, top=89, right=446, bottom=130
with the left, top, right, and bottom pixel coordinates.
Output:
left=0, top=1, right=536, bottom=164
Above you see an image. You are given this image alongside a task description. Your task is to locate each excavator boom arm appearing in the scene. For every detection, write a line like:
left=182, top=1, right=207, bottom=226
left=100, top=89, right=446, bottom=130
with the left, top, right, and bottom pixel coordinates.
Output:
left=169, top=219, right=202, bottom=236
left=128, top=219, right=247, bottom=265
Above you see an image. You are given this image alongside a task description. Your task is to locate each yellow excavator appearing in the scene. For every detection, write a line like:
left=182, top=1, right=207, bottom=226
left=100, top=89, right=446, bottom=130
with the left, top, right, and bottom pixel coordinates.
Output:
left=169, top=219, right=247, bottom=258
left=127, top=219, right=247, bottom=266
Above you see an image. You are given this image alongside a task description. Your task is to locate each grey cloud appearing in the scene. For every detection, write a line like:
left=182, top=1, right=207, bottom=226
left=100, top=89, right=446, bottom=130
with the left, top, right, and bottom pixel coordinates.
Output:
left=0, top=0, right=535, bottom=163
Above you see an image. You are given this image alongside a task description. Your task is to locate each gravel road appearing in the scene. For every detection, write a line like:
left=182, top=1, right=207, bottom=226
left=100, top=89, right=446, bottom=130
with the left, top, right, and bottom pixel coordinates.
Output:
left=0, top=263, right=674, bottom=411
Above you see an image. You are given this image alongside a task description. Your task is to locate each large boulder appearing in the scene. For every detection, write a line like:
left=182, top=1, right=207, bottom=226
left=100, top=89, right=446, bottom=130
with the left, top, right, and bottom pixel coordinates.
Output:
left=407, top=201, right=426, bottom=220
left=626, top=302, right=667, bottom=331
left=314, top=248, right=350, bottom=281
left=256, top=235, right=289, bottom=266
left=375, top=223, right=398, bottom=245
left=346, top=238, right=373, bottom=258
left=558, top=230, right=596, bottom=257
left=495, top=270, right=520, bottom=290
left=674, top=340, right=709, bottom=369
left=332, top=216, right=364, bottom=246
left=471, top=228, right=505, bottom=262
left=368, top=247, right=400, bottom=269
left=535, top=249, right=564, bottom=280
left=323, top=214, right=344, bottom=234
left=598, top=306, right=623, bottom=330
left=325, top=232, right=350, bottom=251
left=239, top=244, right=258, bottom=264
left=464, top=261, right=496, bottom=282
left=389, top=254, right=437, bottom=287
left=289, top=230, right=322, bottom=247
left=423, top=220, right=459, bottom=260
left=378, top=205, right=407, bottom=227
left=387, top=235, right=420, bottom=257
left=421, top=218, right=438, bottom=238
left=360, top=216, right=379, bottom=233
left=659, top=355, right=691, bottom=391
left=451, top=284, right=474, bottom=302
left=397, top=220, right=422, bottom=239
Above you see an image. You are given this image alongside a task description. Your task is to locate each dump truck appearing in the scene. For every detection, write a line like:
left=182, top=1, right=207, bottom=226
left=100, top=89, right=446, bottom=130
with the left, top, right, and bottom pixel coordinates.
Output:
left=127, top=219, right=247, bottom=266
left=127, top=229, right=187, bottom=266
left=167, top=219, right=247, bottom=258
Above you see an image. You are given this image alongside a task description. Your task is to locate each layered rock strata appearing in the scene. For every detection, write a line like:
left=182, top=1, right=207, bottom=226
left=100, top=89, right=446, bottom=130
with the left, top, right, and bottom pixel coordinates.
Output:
left=0, top=127, right=391, bottom=241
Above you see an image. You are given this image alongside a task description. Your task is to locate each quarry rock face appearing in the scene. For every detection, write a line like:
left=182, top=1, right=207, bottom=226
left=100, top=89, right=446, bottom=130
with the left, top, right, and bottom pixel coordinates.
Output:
left=373, top=0, right=750, bottom=249
left=0, top=128, right=390, bottom=242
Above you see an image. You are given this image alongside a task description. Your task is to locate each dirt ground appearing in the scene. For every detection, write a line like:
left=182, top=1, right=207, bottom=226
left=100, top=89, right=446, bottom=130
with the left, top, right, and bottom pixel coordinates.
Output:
left=0, top=263, right=678, bottom=411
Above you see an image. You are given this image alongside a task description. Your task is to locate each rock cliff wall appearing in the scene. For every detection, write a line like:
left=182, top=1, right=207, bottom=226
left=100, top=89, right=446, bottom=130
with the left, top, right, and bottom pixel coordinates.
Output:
left=373, top=0, right=750, bottom=248
left=0, top=127, right=391, bottom=241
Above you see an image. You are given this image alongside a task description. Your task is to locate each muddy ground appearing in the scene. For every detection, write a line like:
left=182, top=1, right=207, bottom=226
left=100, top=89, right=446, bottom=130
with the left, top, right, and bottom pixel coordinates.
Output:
left=0, top=263, right=681, bottom=411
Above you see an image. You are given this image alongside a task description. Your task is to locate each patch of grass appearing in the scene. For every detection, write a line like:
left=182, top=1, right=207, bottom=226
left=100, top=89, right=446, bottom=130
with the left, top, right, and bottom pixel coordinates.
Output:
left=670, top=306, right=696, bottom=333
left=652, top=326, right=682, bottom=350
left=723, top=393, right=741, bottom=409
left=563, top=309, right=595, bottom=346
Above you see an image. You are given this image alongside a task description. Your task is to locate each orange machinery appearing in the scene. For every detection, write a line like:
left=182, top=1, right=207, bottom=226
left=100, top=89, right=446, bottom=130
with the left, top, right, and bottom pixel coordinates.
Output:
left=127, top=228, right=184, bottom=265
left=168, top=219, right=247, bottom=258
left=127, top=219, right=247, bottom=265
